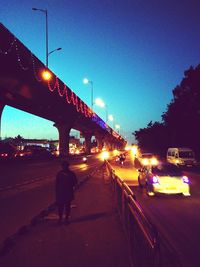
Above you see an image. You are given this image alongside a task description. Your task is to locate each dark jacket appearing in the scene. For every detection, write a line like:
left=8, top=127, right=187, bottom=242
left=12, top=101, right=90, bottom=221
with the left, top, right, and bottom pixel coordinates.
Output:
left=55, top=169, right=77, bottom=204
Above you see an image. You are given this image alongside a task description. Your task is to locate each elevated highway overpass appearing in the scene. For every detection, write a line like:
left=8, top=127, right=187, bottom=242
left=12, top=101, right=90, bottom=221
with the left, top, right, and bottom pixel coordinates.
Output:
left=0, top=23, right=126, bottom=156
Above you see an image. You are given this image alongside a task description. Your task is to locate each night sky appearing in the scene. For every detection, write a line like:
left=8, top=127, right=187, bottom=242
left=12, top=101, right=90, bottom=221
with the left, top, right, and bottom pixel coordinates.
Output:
left=1, top=0, right=200, bottom=143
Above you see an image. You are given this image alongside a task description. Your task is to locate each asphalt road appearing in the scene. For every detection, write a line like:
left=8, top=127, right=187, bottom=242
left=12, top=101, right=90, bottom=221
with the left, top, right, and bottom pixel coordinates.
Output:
left=111, top=155, right=200, bottom=267
left=2, top=152, right=200, bottom=266
left=0, top=155, right=102, bottom=245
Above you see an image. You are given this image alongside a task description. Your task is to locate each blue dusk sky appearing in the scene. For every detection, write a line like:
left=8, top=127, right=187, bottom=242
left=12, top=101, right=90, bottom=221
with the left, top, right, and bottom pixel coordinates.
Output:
left=1, top=0, right=200, bottom=143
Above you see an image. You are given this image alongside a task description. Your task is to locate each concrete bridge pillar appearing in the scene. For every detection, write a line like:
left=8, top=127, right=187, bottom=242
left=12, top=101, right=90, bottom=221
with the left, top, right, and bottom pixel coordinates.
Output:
left=95, top=134, right=104, bottom=151
left=110, top=142, right=116, bottom=151
left=54, top=123, right=71, bottom=158
left=0, top=101, right=5, bottom=140
left=83, top=132, right=92, bottom=154
left=107, top=142, right=112, bottom=151
left=103, top=136, right=113, bottom=151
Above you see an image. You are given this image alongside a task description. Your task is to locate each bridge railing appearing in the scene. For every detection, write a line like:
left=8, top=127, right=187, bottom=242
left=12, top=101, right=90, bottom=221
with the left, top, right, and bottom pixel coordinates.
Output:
left=105, top=161, right=182, bottom=267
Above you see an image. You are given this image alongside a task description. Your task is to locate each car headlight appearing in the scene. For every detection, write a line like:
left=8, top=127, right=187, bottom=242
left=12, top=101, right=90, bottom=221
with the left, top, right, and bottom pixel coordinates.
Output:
left=142, top=158, right=149, bottom=165
left=101, top=151, right=109, bottom=161
left=151, top=157, right=158, bottom=165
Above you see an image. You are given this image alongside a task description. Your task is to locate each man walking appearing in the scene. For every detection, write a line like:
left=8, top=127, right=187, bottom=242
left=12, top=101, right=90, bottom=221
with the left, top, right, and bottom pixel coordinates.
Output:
left=55, top=161, right=77, bottom=224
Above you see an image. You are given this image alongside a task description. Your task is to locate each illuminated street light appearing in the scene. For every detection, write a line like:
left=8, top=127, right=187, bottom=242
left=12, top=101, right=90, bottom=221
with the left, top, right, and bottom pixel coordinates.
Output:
left=95, top=98, right=109, bottom=123
left=83, top=78, right=94, bottom=110
left=108, top=114, right=114, bottom=128
left=83, top=78, right=89, bottom=84
left=95, top=98, right=105, bottom=108
left=108, top=114, right=113, bottom=121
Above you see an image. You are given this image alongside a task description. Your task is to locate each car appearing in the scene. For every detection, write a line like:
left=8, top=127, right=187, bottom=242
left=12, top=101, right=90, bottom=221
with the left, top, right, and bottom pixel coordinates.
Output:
left=139, top=153, right=159, bottom=166
left=0, top=142, right=17, bottom=159
left=23, top=146, right=53, bottom=159
left=166, top=147, right=196, bottom=167
left=138, top=162, right=190, bottom=197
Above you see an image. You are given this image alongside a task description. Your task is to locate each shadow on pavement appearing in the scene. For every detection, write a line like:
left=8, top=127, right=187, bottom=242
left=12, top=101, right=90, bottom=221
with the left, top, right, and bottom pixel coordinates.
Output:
left=70, top=210, right=116, bottom=224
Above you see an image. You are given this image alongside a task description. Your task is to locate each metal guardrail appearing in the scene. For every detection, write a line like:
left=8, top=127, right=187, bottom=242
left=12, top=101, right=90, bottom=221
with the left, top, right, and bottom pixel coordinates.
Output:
left=105, top=161, right=182, bottom=267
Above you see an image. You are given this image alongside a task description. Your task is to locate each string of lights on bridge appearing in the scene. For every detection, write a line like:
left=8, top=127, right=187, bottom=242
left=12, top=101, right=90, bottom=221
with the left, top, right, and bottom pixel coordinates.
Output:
left=0, top=37, right=94, bottom=118
left=0, top=35, right=122, bottom=139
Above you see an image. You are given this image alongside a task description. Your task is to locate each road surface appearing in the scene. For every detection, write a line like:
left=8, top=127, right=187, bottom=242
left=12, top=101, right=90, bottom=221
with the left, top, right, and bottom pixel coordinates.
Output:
left=0, top=155, right=102, bottom=245
left=110, top=154, right=200, bottom=267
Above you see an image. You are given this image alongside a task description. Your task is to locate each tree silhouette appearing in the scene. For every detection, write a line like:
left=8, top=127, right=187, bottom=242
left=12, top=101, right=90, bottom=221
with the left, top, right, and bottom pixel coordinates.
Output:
left=13, top=135, right=24, bottom=146
left=133, top=64, right=200, bottom=158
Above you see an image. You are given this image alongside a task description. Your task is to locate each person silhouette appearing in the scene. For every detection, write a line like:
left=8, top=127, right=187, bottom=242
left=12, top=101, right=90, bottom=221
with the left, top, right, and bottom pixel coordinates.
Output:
left=55, top=161, right=77, bottom=224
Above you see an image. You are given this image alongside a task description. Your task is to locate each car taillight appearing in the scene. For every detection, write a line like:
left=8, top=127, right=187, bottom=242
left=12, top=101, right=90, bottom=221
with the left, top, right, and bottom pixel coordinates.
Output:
left=0, top=153, right=8, bottom=157
left=182, top=176, right=189, bottom=184
left=152, top=176, right=159, bottom=184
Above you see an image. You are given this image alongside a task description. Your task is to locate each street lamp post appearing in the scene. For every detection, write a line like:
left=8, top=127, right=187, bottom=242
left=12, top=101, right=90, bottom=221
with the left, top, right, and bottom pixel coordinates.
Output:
left=115, top=124, right=120, bottom=134
left=32, top=8, right=62, bottom=67
left=32, top=7, right=48, bottom=66
left=108, top=114, right=114, bottom=128
left=103, top=104, right=109, bottom=124
left=83, top=78, right=94, bottom=110
left=105, top=107, right=108, bottom=124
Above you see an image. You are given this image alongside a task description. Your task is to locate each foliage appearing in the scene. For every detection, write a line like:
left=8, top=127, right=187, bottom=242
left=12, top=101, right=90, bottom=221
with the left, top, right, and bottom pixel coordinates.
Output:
left=133, top=64, right=200, bottom=157
left=134, top=121, right=168, bottom=156
left=13, top=135, right=24, bottom=145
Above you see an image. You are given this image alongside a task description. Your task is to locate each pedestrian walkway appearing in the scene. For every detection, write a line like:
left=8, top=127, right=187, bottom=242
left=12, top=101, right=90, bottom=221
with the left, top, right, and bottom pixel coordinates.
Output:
left=0, top=165, right=132, bottom=267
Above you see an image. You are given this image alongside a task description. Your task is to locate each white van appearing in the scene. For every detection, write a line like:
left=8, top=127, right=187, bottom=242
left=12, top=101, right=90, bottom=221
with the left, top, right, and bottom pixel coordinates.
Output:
left=167, top=147, right=196, bottom=167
